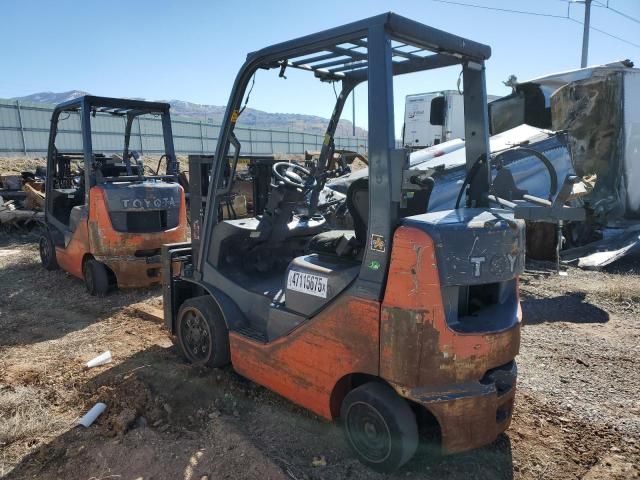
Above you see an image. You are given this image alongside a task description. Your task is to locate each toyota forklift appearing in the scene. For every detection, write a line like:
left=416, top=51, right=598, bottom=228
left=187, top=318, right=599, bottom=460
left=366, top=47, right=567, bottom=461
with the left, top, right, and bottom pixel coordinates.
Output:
left=40, top=96, right=187, bottom=295
left=162, top=14, right=527, bottom=472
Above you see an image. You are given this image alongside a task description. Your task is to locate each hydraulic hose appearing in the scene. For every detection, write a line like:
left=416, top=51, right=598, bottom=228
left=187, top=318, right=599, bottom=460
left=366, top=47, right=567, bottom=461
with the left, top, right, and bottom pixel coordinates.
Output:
left=455, top=154, right=486, bottom=209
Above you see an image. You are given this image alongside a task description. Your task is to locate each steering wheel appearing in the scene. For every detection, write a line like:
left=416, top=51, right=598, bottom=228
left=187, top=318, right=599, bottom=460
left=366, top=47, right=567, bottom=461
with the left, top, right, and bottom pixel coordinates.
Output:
left=456, top=147, right=558, bottom=209
left=273, top=162, right=317, bottom=190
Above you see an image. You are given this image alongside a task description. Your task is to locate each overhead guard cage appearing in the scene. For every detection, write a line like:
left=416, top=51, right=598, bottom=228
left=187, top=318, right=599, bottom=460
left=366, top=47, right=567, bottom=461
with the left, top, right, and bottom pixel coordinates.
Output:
left=202, top=12, right=493, bottom=300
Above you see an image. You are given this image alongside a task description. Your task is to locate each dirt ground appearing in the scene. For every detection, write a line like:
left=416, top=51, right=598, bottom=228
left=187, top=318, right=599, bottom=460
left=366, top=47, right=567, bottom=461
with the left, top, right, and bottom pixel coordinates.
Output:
left=1, top=230, right=638, bottom=480
left=0, top=205, right=638, bottom=480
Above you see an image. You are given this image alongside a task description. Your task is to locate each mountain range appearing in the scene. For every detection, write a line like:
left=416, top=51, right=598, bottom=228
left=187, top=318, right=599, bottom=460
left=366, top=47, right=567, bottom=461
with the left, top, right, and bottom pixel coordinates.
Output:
left=11, top=91, right=366, bottom=137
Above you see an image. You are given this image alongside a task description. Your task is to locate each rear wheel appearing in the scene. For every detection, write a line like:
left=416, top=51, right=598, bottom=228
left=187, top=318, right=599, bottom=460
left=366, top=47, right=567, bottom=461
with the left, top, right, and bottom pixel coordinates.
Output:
left=341, top=382, right=418, bottom=473
left=84, top=259, right=110, bottom=296
left=177, top=296, right=230, bottom=367
left=39, top=233, right=59, bottom=270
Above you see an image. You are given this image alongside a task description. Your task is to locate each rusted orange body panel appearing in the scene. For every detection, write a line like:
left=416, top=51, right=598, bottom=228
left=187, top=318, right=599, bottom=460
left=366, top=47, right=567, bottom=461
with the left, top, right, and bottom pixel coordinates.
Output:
left=381, top=226, right=520, bottom=453
left=55, top=220, right=90, bottom=278
left=230, top=297, right=380, bottom=419
left=227, top=225, right=519, bottom=454
left=56, top=186, right=187, bottom=288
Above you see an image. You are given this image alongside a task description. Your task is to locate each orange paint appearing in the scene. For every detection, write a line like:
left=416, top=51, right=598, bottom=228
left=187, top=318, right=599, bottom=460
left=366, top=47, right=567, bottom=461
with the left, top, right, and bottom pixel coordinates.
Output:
left=56, top=185, right=187, bottom=288
left=225, top=225, right=519, bottom=454
left=380, top=226, right=520, bottom=452
left=55, top=220, right=90, bottom=278
left=381, top=226, right=520, bottom=386
left=230, top=296, right=380, bottom=419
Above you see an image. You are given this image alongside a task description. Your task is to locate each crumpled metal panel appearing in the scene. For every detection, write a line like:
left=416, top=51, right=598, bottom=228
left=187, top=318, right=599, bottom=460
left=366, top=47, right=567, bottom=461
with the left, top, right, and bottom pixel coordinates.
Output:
left=551, top=72, right=625, bottom=221
left=561, top=225, right=640, bottom=269
left=325, top=125, right=574, bottom=213
left=623, top=71, right=640, bottom=216
left=424, top=130, right=573, bottom=212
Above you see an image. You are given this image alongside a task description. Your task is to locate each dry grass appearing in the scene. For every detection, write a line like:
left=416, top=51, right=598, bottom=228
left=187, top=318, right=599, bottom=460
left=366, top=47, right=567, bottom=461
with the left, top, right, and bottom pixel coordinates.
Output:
left=0, top=157, right=46, bottom=175
left=0, top=155, right=192, bottom=176
left=601, top=275, right=640, bottom=304
left=0, top=385, right=70, bottom=447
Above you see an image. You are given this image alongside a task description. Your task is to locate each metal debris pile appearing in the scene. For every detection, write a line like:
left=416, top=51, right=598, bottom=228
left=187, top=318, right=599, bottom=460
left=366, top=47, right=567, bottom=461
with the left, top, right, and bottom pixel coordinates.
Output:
left=0, top=169, right=45, bottom=229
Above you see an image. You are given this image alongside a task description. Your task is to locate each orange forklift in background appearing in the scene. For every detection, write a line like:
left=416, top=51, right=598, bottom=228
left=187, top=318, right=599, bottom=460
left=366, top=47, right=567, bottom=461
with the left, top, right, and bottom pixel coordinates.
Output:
left=40, top=96, right=187, bottom=295
left=163, top=14, right=528, bottom=472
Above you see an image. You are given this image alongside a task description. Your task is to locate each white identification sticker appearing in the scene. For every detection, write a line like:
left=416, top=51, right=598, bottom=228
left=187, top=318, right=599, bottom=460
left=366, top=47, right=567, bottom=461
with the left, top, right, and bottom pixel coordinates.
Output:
left=287, top=270, right=328, bottom=298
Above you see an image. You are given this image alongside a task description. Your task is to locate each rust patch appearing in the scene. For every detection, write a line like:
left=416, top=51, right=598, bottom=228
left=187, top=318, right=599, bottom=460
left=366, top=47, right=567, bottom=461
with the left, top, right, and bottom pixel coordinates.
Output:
left=381, top=226, right=520, bottom=385
left=56, top=185, right=187, bottom=288
left=381, top=226, right=520, bottom=452
left=229, top=296, right=380, bottom=419
left=427, top=387, right=516, bottom=453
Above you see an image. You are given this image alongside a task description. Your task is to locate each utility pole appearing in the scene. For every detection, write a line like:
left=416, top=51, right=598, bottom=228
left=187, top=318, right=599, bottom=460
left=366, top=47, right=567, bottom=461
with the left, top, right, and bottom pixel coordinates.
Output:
left=581, top=0, right=592, bottom=68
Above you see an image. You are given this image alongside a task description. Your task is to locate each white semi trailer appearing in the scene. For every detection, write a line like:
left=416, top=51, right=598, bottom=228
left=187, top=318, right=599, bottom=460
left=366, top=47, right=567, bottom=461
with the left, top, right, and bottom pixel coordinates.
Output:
left=403, top=90, right=499, bottom=149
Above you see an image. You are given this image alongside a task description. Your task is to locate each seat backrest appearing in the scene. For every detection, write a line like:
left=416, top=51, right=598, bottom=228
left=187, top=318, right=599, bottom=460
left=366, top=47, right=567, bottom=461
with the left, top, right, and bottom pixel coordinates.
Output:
left=346, top=177, right=369, bottom=244
left=345, top=175, right=431, bottom=245
left=400, top=187, right=431, bottom=218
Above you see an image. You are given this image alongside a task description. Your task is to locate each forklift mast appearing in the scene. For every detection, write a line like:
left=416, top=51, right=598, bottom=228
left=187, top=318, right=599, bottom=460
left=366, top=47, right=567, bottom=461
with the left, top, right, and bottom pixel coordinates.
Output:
left=199, top=12, right=492, bottom=299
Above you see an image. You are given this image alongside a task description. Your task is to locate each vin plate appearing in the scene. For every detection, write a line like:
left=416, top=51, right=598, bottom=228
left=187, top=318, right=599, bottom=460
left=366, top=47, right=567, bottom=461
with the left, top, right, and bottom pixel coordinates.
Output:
left=287, top=270, right=328, bottom=298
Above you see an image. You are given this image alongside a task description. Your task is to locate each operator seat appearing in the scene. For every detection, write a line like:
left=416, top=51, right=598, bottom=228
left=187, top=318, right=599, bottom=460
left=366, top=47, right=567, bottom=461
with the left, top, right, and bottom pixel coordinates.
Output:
left=307, top=177, right=369, bottom=257
left=347, top=177, right=369, bottom=243
left=307, top=176, right=431, bottom=257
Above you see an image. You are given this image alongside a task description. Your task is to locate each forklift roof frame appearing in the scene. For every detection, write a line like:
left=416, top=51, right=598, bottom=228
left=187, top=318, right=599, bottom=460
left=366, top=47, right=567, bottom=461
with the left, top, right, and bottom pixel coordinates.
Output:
left=201, top=12, right=493, bottom=300
left=47, top=95, right=177, bottom=181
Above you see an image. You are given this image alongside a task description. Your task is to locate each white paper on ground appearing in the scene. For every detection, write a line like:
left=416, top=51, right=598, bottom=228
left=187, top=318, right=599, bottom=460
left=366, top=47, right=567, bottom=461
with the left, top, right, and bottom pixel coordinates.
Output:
left=86, top=351, right=112, bottom=368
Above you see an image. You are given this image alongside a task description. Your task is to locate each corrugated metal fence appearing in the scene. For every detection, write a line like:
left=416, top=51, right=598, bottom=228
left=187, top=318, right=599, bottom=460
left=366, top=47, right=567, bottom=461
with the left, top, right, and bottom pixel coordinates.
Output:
left=0, top=99, right=371, bottom=156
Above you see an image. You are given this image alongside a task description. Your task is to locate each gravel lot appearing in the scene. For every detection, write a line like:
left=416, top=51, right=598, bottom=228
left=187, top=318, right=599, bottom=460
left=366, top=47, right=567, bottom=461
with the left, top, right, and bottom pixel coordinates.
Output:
left=0, top=229, right=638, bottom=480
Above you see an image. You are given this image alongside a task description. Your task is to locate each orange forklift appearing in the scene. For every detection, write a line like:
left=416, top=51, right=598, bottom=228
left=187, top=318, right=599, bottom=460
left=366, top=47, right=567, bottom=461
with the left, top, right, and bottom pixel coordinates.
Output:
left=40, top=96, right=187, bottom=295
left=163, top=14, right=525, bottom=472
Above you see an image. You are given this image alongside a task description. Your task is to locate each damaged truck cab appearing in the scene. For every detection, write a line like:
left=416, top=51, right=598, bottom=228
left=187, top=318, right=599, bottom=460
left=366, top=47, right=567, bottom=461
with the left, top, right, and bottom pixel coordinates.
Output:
left=163, top=13, right=524, bottom=472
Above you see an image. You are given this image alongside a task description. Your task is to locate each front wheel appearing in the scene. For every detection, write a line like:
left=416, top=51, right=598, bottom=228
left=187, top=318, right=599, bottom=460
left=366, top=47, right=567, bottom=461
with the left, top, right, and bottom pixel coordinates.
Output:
left=177, top=296, right=230, bottom=367
left=341, top=382, right=418, bottom=473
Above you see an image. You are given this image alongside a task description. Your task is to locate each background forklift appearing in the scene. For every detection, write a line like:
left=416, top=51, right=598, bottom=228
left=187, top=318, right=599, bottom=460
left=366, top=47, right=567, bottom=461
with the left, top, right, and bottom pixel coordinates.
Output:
left=163, top=14, right=528, bottom=472
left=40, top=96, right=187, bottom=295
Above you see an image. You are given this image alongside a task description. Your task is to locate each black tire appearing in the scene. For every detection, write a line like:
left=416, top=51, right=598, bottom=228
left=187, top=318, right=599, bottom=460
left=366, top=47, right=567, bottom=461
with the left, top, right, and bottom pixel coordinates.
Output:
left=84, top=259, right=110, bottom=296
left=177, top=296, right=230, bottom=368
left=39, top=232, right=59, bottom=271
left=341, top=382, right=418, bottom=473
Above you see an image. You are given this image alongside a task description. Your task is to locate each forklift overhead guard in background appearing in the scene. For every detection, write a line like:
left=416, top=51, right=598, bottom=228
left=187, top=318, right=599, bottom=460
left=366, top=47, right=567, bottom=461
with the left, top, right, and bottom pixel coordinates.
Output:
left=40, top=96, right=187, bottom=295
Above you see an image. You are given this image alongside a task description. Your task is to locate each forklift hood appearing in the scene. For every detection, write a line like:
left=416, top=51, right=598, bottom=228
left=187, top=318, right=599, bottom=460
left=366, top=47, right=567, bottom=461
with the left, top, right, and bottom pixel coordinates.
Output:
left=101, top=181, right=182, bottom=232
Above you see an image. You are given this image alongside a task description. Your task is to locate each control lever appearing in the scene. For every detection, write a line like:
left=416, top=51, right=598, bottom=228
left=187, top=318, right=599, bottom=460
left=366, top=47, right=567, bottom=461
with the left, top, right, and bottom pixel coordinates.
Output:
left=401, top=169, right=436, bottom=191
left=409, top=172, right=434, bottom=188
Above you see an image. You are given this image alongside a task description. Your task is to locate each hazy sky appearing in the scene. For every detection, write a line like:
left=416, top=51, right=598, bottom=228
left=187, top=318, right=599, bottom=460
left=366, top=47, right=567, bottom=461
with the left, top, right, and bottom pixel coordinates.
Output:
left=1, top=0, right=638, bottom=136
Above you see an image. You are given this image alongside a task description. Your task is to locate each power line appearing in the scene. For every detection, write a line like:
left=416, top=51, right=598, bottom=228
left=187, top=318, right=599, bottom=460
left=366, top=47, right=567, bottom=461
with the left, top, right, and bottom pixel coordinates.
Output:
left=568, top=17, right=640, bottom=48
left=559, top=0, right=640, bottom=25
left=430, top=0, right=568, bottom=19
left=431, top=0, right=640, bottom=49
left=593, top=0, right=640, bottom=25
